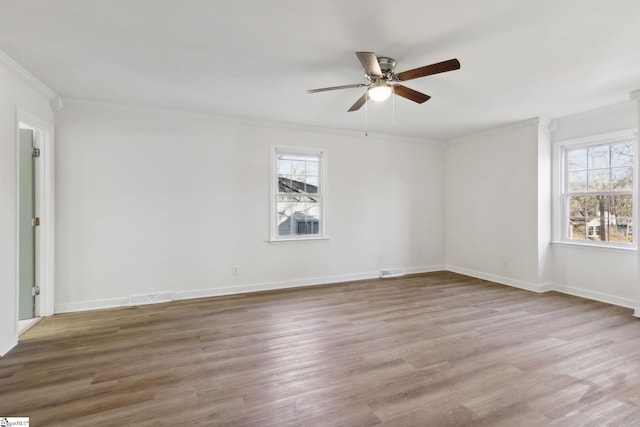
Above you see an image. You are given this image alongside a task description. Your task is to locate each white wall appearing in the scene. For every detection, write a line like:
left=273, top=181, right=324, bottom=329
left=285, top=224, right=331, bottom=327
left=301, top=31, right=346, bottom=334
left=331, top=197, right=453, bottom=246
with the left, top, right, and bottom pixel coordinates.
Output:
left=445, top=119, right=549, bottom=291
left=444, top=104, right=638, bottom=308
left=550, top=101, right=639, bottom=308
left=54, top=100, right=445, bottom=312
left=0, top=53, right=55, bottom=355
left=537, top=122, right=552, bottom=286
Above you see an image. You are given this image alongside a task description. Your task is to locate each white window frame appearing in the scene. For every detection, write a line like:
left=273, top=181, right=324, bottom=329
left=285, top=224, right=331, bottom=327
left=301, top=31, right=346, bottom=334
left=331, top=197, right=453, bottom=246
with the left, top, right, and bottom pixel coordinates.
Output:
left=270, top=146, right=327, bottom=242
left=552, top=129, right=638, bottom=250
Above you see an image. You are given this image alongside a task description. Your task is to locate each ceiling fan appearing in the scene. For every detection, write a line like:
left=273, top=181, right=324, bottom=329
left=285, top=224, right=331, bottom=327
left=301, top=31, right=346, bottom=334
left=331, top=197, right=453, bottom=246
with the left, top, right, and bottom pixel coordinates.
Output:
left=307, top=52, right=460, bottom=112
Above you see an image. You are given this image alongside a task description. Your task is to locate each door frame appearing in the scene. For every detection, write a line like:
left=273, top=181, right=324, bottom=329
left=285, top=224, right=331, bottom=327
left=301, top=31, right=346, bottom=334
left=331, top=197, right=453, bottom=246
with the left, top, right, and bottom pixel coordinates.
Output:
left=15, top=107, right=55, bottom=326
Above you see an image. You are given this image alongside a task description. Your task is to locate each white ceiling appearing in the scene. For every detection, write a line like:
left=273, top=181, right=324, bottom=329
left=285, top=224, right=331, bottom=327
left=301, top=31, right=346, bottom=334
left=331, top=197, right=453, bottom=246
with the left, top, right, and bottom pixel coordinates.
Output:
left=1, top=0, right=640, bottom=140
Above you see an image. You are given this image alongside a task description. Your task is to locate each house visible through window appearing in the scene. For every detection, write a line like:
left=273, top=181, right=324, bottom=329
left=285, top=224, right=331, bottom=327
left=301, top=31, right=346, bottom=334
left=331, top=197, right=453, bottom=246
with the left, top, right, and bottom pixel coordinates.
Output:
left=557, top=130, right=636, bottom=247
left=272, top=147, right=325, bottom=240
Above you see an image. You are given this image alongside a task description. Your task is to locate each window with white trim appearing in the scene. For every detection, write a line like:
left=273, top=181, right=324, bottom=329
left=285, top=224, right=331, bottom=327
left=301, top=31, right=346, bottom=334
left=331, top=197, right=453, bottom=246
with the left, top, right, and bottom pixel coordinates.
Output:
left=555, top=130, right=637, bottom=247
left=271, top=147, right=325, bottom=241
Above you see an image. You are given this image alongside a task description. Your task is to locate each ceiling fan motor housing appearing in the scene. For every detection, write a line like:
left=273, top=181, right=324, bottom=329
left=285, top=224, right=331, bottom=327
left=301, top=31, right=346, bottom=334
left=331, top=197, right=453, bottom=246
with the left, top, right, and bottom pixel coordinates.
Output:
left=377, top=56, right=396, bottom=73
left=366, top=57, right=396, bottom=83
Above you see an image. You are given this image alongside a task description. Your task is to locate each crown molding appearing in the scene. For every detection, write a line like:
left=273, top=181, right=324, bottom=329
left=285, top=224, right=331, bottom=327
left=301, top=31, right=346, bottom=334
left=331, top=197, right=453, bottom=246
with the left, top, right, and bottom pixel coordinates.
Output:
left=447, top=117, right=541, bottom=145
left=0, top=50, right=57, bottom=101
left=49, top=95, right=64, bottom=112
left=62, top=97, right=444, bottom=146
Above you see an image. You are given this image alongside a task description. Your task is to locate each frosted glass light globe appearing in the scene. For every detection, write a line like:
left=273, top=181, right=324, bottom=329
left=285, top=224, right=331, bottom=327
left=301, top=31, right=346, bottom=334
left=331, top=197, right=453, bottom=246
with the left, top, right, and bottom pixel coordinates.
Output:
left=368, top=84, right=392, bottom=102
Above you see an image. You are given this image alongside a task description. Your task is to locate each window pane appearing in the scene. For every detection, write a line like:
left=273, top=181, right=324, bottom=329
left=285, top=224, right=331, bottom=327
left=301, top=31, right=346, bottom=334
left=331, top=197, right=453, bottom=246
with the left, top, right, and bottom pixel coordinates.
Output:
left=611, top=143, right=633, bottom=167
left=610, top=194, right=633, bottom=243
left=610, top=194, right=633, bottom=218
left=277, top=152, right=320, bottom=192
left=587, top=169, right=610, bottom=191
left=280, top=154, right=306, bottom=161
left=568, top=195, right=585, bottom=217
left=568, top=171, right=587, bottom=192
left=585, top=196, right=606, bottom=218
left=566, top=198, right=614, bottom=242
left=278, top=159, right=292, bottom=176
left=588, top=145, right=610, bottom=169
left=567, top=195, right=586, bottom=240
left=291, top=160, right=306, bottom=176
left=277, top=196, right=320, bottom=237
left=611, top=167, right=633, bottom=190
left=305, top=159, right=319, bottom=176
left=567, top=148, right=587, bottom=171
left=303, top=182, right=318, bottom=194
left=306, top=175, right=319, bottom=189
left=569, top=195, right=633, bottom=244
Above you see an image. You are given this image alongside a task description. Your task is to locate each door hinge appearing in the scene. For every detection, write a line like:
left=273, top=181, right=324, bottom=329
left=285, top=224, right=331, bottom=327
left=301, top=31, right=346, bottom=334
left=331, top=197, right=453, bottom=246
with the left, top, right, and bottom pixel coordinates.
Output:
left=32, top=286, right=40, bottom=296
left=32, top=217, right=40, bottom=227
left=32, top=147, right=41, bottom=158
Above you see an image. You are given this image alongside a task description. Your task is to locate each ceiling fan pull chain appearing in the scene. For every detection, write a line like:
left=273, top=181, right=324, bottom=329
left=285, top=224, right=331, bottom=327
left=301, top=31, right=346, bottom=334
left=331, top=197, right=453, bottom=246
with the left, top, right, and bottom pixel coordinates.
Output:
left=392, top=86, right=396, bottom=127
left=365, top=91, right=368, bottom=136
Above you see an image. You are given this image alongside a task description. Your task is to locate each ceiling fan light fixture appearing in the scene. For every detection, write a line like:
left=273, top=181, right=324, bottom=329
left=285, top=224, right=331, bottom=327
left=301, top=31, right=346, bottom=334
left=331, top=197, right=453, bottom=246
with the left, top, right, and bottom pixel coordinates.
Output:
left=368, top=83, right=392, bottom=102
left=307, top=52, right=460, bottom=112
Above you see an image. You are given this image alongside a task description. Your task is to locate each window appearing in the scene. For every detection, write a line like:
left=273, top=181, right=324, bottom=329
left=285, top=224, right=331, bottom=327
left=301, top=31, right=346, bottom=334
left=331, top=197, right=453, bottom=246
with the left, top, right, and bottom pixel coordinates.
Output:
left=271, top=147, right=325, bottom=241
left=555, top=130, right=637, bottom=247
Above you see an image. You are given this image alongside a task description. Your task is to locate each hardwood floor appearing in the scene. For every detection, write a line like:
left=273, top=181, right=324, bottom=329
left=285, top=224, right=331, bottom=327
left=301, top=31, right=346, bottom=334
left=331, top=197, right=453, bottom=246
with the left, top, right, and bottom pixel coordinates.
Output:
left=2, top=271, right=640, bottom=426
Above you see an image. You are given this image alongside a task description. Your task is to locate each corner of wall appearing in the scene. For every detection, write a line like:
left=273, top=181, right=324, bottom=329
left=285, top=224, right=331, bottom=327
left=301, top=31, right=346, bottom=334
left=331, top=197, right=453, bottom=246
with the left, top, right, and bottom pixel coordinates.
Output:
left=445, top=265, right=549, bottom=294
left=0, top=333, right=18, bottom=357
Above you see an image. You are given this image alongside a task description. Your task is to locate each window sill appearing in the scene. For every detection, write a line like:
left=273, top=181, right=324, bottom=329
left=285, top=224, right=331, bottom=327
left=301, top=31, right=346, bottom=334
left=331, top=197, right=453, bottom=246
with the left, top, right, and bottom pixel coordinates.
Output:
left=551, top=240, right=637, bottom=254
left=269, top=236, right=329, bottom=244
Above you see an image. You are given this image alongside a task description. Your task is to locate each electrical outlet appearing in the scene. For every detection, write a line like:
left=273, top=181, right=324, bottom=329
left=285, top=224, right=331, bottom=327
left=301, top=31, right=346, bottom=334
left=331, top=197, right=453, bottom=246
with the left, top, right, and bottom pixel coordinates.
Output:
left=232, top=267, right=239, bottom=276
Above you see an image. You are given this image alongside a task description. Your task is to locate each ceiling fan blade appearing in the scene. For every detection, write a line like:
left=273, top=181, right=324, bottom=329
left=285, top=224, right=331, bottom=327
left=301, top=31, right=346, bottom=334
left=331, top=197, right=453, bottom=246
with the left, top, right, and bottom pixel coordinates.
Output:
left=355, top=52, right=382, bottom=77
left=393, top=85, right=431, bottom=104
left=306, top=83, right=367, bottom=93
left=348, top=92, right=369, bottom=112
left=395, top=58, right=461, bottom=81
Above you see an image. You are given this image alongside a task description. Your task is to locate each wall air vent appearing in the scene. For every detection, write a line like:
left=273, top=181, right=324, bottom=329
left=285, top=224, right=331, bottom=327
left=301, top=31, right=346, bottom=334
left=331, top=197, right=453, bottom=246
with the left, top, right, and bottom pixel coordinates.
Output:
left=380, top=269, right=405, bottom=279
left=129, top=291, right=174, bottom=306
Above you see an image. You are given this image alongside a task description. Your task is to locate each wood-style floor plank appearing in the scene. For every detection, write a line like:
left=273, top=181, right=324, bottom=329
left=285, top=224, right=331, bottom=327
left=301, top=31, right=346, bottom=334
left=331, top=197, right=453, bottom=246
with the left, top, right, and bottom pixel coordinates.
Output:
left=2, top=271, right=640, bottom=425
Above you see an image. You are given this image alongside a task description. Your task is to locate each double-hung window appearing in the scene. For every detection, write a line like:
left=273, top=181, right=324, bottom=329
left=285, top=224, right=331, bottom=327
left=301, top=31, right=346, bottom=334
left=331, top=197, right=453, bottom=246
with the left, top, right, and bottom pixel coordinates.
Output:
left=556, top=130, right=637, bottom=247
left=271, top=147, right=326, bottom=241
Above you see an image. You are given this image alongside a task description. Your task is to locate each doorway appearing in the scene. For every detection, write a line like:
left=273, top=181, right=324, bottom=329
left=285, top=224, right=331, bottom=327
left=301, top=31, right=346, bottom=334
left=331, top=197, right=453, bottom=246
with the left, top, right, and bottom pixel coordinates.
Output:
left=18, top=127, right=37, bottom=322
left=16, top=109, right=55, bottom=335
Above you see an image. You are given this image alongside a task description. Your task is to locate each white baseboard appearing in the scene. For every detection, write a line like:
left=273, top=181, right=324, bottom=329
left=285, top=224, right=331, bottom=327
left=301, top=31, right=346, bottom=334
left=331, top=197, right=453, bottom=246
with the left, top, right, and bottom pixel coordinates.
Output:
left=445, top=265, right=636, bottom=310
left=52, top=264, right=636, bottom=315
left=445, top=265, right=547, bottom=293
left=404, top=265, right=446, bottom=275
left=174, top=265, right=446, bottom=301
left=173, top=270, right=382, bottom=301
left=55, top=297, right=129, bottom=314
left=53, top=265, right=446, bottom=314
left=55, top=273, right=381, bottom=312
left=552, top=283, right=636, bottom=309
left=0, top=333, right=18, bottom=357
left=378, top=265, right=446, bottom=279
left=18, top=317, right=42, bottom=335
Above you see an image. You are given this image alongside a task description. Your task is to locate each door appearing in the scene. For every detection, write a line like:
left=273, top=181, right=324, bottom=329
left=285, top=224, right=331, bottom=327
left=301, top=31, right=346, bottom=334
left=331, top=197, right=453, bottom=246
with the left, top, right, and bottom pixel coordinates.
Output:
left=19, top=128, right=36, bottom=320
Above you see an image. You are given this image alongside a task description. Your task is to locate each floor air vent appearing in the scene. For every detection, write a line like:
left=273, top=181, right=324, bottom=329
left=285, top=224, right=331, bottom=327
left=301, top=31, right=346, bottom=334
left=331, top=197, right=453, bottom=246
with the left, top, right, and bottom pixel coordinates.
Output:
left=129, top=291, right=174, bottom=306
left=380, top=269, right=405, bottom=278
